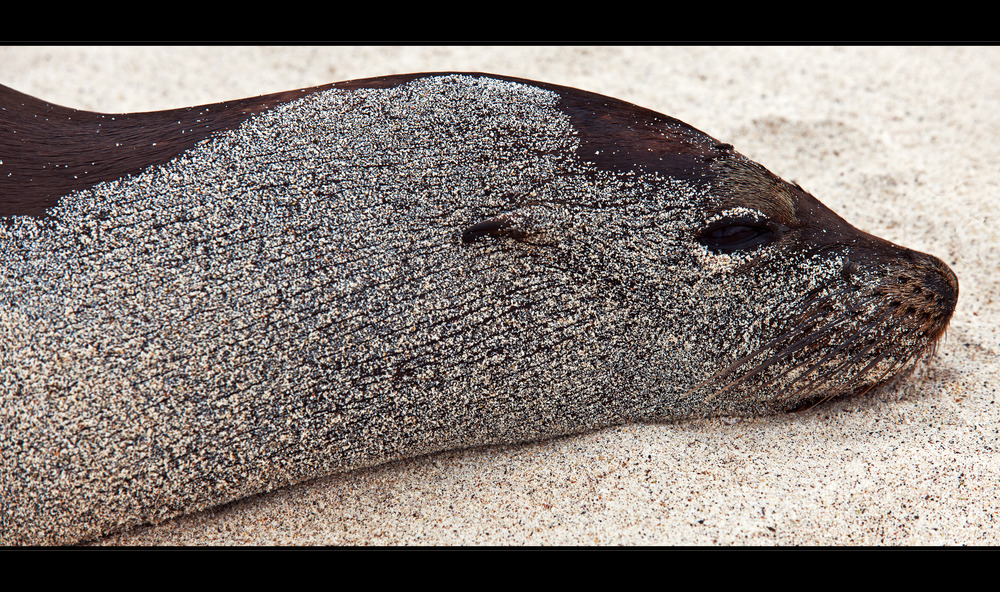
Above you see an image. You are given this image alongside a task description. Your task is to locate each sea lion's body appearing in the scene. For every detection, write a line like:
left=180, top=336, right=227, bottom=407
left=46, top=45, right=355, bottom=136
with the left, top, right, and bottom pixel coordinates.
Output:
left=0, top=73, right=957, bottom=545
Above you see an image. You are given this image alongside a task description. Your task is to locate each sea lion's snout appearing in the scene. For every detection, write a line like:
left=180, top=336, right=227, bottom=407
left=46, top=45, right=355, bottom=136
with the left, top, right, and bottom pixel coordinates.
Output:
left=870, top=248, right=959, bottom=343
left=922, top=252, right=960, bottom=325
left=682, top=141, right=959, bottom=416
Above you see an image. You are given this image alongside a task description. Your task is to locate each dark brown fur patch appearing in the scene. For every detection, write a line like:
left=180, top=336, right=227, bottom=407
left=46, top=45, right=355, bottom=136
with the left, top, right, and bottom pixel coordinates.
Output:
left=0, top=83, right=336, bottom=217
left=710, top=156, right=799, bottom=226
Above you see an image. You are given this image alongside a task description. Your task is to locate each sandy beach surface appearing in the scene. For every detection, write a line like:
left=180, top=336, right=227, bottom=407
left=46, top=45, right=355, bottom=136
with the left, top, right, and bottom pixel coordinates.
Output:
left=2, top=45, right=997, bottom=546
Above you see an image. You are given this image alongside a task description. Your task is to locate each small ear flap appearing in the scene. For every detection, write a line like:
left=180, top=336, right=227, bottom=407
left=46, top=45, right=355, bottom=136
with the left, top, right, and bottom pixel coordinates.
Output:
left=461, top=216, right=530, bottom=244
left=462, top=204, right=561, bottom=247
left=461, top=206, right=557, bottom=246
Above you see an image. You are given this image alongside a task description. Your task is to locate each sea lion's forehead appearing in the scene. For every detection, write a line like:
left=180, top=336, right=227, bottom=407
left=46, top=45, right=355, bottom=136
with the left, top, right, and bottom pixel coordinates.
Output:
left=366, top=74, right=800, bottom=227
left=327, top=73, right=723, bottom=180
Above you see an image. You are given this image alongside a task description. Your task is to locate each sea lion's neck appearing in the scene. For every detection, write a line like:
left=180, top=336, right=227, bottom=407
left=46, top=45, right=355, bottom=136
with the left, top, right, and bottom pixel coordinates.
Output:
left=0, top=84, right=334, bottom=218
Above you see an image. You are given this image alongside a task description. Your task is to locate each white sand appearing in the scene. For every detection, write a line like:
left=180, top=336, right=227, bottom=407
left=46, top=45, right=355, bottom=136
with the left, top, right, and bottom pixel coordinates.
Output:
left=2, top=45, right=997, bottom=545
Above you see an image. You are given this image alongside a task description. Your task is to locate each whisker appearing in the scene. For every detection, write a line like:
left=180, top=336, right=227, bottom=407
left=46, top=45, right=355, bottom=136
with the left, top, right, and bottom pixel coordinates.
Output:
left=689, top=288, right=845, bottom=399
left=769, top=301, right=899, bottom=404
left=694, top=287, right=885, bottom=404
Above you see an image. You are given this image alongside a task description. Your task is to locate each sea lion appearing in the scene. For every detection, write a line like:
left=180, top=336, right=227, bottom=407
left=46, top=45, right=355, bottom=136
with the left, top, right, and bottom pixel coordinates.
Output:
left=0, top=72, right=958, bottom=545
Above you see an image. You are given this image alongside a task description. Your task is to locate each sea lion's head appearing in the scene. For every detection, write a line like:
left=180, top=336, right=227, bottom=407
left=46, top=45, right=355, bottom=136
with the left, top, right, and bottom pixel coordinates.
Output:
left=0, top=72, right=962, bottom=546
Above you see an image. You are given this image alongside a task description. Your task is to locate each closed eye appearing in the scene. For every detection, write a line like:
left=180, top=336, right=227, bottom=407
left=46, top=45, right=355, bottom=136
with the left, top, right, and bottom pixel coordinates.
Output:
left=697, top=219, right=785, bottom=253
